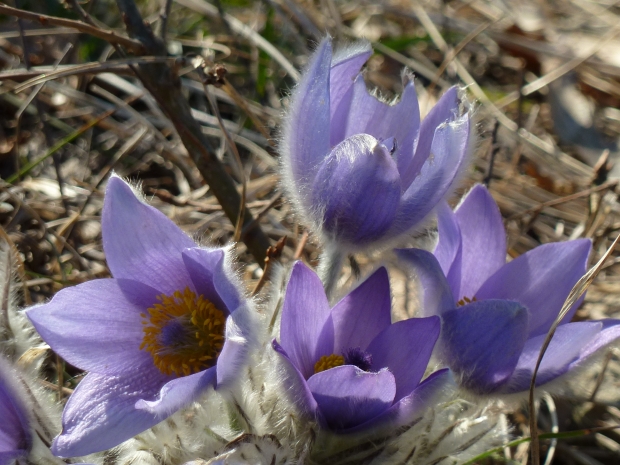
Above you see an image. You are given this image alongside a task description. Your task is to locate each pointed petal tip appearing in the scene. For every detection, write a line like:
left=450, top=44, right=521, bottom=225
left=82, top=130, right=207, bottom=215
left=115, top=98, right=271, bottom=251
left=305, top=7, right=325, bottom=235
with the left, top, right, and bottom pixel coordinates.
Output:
left=331, top=39, right=372, bottom=66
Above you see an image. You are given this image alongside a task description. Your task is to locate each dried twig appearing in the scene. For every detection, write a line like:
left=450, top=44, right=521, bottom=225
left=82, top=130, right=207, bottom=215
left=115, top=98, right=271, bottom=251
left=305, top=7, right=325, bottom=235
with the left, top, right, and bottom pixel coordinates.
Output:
left=252, top=236, right=287, bottom=296
left=0, top=3, right=145, bottom=53
left=112, top=0, right=271, bottom=265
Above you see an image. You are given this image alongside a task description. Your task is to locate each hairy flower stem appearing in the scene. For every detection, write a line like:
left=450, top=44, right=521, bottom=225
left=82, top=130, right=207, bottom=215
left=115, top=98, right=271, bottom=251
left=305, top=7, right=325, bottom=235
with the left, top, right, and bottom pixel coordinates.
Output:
left=318, top=247, right=345, bottom=299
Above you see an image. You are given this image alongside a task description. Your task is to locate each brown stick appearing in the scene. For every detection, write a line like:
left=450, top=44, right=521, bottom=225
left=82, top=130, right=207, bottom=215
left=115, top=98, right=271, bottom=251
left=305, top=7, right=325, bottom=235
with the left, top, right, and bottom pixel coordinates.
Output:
left=0, top=3, right=145, bottom=54
left=114, top=0, right=271, bottom=266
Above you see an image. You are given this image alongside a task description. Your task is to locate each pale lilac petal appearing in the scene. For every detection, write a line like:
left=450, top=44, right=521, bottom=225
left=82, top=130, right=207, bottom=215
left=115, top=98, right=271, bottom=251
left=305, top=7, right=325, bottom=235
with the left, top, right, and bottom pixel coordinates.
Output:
left=442, top=300, right=529, bottom=394
left=433, top=201, right=462, bottom=293
left=396, top=249, right=455, bottom=317
left=307, top=365, right=396, bottom=430
left=453, top=185, right=506, bottom=299
left=0, top=358, right=31, bottom=460
left=311, top=134, right=401, bottom=244
left=52, top=369, right=172, bottom=457
left=215, top=338, right=246, bottom=388
left=182, top=248, right=240, bottom=314
left=412, top=87, right=459, bottom=179
left=282, top=38, right=332, bottom=194
left=272, top=341, right=319, bottom=419
left=572, top=319, right=620, bottom=363
left=280, top=262, right=333, bottom=379
left=502, top=321, right=602, bottom=393
left=329, top=42, right=372, bottom=142
left=335, top=76, right=420, bottom=188
left=475, top=239, right=591, bottom=337
left=366, top=317, right=440, bottom=401
left=102, top=177, right=195, bottom=296
left=389, top=115, right=470, bottom=237
left=348, top=369, right=450, bottom=433
left=26, top=279, right=158, bottom=375
left=135, top=368, right=216, bottom=414
left=331, top=267, right=391, bottom=353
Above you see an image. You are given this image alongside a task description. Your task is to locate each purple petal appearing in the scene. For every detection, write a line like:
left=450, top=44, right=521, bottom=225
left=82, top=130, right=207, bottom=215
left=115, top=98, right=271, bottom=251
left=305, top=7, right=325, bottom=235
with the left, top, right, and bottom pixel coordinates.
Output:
left=572, top=319, right=620, bottom=363
left=433, top=202, right=461, bottom=280
left=272, top=340, right=319, bottom=419
left=102, top=177, right=195, bottom=296
left=502, top=321, right=602, bottom=393
left=331, top=267, right=392, bottom=353
left=0, top=358, right=31, bottom=459
left=347, top=368, right=450, bottom=433
left=441, top=300, right=529, bottom=394
left=452, top=185, right=506, bottom=299
left=389, top=114, right=470, bottom=237
left=333, top=76, right=420, bottom=188
left=52, top=368, right=172, bottom=457
left=215, top=336, right=246, bottom=388
left=182, top=248, right=240, bottom=315
left=329, top=42, right=372, bottom=142
left=411, top=86, right=459, bottom=182
left=26, top=279, right=159, bottom=375
left=475, top=239, right=591, bottom=337
left=366, top=317, right=440, bottom=401
left=396, top=249, right=455, bottom=317
left=280, top=262, right=333, bottom=379
left=281, top=38, right=332, bottom=195
left=311, top=134, right=401, bottom=244
left=135, top=368, right=216, bottom=414
left=307, top=365, right=396, bottom=430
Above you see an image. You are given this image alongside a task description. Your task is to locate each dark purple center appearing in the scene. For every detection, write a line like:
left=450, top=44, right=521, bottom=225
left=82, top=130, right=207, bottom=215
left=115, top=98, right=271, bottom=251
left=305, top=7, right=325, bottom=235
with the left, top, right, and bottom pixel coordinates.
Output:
left=343, top=347, right=373, bottom=372
left=158, top=318, right=191, bottom=350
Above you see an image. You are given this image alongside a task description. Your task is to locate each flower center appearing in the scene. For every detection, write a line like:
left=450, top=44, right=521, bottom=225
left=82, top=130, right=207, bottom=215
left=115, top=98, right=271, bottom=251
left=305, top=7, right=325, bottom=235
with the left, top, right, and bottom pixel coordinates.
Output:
left=343, top=347, right=373, bottom=371
left=314, top=354, right=345, bottom=374
left=457, top=295, right=477, bottom=307
left=313, top=348, right=374, bottom=374
left=140, top=286, right=226, bottom=377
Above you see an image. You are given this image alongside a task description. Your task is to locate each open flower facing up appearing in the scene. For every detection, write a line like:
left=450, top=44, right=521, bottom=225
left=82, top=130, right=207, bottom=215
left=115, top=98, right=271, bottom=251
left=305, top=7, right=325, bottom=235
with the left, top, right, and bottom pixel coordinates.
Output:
left=273, top=262, right=446, bottom=431
left=398, top=184, right=620, bottom=395
left=27, top=177, right=250, bottom=457
left=0, top=357, right=31, bottom=464
left=280, top=37, right=471, bottom=252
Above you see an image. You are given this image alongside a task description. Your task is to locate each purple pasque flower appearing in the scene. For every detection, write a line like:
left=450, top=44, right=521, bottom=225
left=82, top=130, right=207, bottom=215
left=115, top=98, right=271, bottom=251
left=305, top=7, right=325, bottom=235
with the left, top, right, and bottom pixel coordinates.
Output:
left=398, top=184, right=620, bottom=395
left=0, top=357, right=31, bottom=464
left=280, top=37, right=470, bottom=251
left=27, top=177, right=249, bottom=457
left=272, top=262, right=446, bottom=431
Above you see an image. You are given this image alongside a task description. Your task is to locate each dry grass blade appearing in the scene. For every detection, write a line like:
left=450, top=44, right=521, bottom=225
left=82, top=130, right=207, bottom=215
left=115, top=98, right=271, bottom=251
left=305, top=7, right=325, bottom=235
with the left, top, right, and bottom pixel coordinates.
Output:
left=174, top=0, right=300, bottom=81
left=6, top=108, right=116, bottom=184
left=6, top=57, right=176, bottom=94
left=200, top=69, right=247, bottom=243
left=529, top=233, right=620, bottom=465
left=0, top=4, right=144, bottom=53
left=495, top=22, right=620, bottom=109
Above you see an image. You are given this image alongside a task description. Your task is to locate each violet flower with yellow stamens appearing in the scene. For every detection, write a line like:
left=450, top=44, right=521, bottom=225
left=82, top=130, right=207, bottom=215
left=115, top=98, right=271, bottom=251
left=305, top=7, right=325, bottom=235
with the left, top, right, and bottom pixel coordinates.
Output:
left=27, top=177, right=250, bottom=457
left=273, top=262, right=447, bottom=431
left=398, top=184, right=620, bottom=395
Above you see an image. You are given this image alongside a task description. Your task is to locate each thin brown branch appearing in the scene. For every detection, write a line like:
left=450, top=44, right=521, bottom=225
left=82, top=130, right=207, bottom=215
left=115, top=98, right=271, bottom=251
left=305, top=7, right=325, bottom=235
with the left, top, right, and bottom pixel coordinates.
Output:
left=0, top=3, right=145, bottom=54
left=506, top=180, right=619, bottom=221
left=252, top=236, right=287, bottom=296
left=6, top=57, right=178, bottom=93
left=114, top=0, right=271, bottom=265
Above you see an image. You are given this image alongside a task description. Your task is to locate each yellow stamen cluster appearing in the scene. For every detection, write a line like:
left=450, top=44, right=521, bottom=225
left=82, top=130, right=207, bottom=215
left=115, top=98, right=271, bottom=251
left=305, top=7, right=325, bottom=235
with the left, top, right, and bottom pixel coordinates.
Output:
left=140, top=286, right=226, bottom=377
left=314, top=354, right=345, bottom=374
left=457, top=296, right=477, bottom=307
